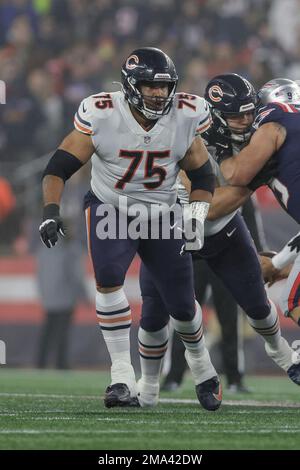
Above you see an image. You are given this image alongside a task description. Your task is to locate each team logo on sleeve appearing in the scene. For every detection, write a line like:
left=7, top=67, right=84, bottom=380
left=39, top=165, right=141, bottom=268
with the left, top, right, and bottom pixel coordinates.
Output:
left=253, top=107, right=275, bottom=129
left=208, top=85, right=223, bottom=102
left=126, top=55, right=139, bottom=70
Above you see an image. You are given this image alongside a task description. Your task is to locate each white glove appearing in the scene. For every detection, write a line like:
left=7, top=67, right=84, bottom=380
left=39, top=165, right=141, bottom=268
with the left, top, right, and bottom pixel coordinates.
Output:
left=180, top=201, right=210, bottom=256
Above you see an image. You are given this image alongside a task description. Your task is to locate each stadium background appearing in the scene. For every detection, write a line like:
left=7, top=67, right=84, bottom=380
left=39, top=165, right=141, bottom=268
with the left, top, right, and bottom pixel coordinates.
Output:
left=0, top=0, right=300, bottom=373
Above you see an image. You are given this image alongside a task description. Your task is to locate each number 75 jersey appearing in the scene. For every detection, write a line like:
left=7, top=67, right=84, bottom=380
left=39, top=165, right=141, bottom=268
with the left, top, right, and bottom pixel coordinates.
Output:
left=74, top=91, right=211, bottom=211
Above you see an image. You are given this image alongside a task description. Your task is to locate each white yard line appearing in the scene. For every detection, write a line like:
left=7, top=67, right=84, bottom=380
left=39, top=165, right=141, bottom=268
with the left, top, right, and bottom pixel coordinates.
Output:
left=160, top=398, right=300, bottom=408
left=0, top=393, right=299, bottom=408
left=0, top=429, right=300, bottom=435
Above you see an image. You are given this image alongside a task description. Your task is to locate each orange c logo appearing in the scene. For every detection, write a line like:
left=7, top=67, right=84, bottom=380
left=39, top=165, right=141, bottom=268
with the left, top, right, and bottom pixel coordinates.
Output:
left=208, top=85, right=223, bottom=102
left=126, top=55, right=139, bottom=70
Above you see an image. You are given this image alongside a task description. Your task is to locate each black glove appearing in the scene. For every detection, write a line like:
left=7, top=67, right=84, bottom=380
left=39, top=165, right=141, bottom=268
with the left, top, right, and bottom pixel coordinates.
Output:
left=203, top=116, right=233, bottom=165
left=288, top=233, right=300, bottom=253
left=39, top=203, right=66, bottom=248
left=214, top=139, right=233, bottom=165
left=247, top=158, right=278, bottom=191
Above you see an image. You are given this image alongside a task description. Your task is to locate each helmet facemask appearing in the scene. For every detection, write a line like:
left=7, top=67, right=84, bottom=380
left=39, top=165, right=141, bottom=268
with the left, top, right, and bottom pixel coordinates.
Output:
left=212, top=107, right=255, bottom=144
left=223, top=110, right=255, bottom=143
left=123, top=74, right=177, bottom=120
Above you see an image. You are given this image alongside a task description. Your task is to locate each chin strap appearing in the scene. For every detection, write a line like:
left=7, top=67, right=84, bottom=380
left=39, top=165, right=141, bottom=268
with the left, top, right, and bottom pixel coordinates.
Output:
left=230, top=130, right=251, bottom=145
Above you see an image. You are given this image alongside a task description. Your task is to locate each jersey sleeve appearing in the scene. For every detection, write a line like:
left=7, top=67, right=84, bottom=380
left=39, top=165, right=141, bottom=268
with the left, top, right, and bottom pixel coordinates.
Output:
left=252, top=103, right=285, bottom=130
left=195, top=99, right=213, bottom=135
left=74, top=97, right=94, bottom=135
left=176, top=175, right=189, bottom=205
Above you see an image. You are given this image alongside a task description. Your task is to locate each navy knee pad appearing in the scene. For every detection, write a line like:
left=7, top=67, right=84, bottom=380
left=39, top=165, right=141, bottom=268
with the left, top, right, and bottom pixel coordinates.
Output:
left=170, top=305, right=196, bottom=322
left=140, top=295, right=169, bottom=332
left=246, top=303, right=271, bottom=320
left=95, top=263, right=126, bottom=288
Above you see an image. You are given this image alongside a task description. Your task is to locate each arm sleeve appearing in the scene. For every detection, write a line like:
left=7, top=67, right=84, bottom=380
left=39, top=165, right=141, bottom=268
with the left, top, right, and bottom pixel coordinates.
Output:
left=252, top=103, right=284, bottom=130
left=272, top=231, right=300, bottom=270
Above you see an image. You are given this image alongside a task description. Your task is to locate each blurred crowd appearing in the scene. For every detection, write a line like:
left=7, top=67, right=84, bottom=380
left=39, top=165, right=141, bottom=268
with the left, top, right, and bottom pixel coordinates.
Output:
left=1, top=0, right=300, bottom=250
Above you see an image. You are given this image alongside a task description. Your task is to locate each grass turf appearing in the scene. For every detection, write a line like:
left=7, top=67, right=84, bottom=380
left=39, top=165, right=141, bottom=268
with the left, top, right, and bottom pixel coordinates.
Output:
left=0, top=369, right=300, bottom=450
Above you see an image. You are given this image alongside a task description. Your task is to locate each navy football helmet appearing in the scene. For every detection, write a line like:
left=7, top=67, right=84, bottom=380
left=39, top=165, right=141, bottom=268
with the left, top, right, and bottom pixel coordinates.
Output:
left=204, top=73, right=257, bottom=142
left=121, top=47, right=178, bottom=120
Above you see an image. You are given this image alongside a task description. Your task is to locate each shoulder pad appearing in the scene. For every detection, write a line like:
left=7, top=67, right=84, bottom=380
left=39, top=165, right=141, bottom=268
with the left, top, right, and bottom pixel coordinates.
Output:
left=89, top=92, right=117, bottom=119
left=195, top=97, right=213, bottom=134
left=74, top=91, right=118, bottom=134
left=175, top=94, right=212, bottom=134
left=175, top=93, right=212, bottom=129
left=253, top=102, right=285, bottom=130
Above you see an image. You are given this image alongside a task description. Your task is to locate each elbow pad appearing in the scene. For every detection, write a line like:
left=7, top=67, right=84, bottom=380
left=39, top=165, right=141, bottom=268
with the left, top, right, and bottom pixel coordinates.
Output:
left=42, top=149, right=83, bottom=182
left=186, top=160, right=215, bottom=195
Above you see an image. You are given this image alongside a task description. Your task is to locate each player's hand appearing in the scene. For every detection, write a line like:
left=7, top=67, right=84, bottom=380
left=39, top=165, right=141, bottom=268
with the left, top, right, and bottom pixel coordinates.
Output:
left=259, top=254, right=278, bottom=285
left=180, top=218, right=204, bottom=256
left=39, top=203, right=66, bottom=248
left=267, top=264, right=292, bottom=287
left=247, top=158, right=278, bottom=191
left=259, top=250, right=293, bottom=286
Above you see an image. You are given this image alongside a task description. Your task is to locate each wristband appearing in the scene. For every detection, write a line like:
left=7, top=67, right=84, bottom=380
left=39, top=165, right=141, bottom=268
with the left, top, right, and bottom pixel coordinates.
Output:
left=43, top=203, right=60, bottom=221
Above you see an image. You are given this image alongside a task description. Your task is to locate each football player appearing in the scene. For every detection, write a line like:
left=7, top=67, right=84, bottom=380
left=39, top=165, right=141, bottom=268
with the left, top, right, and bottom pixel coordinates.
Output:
left=137, top=75, right=300, bottom=406
left=39, top=47, right=222, bottom=411
left=216, top=78, right=300, bottom=335
left=260, top=232, right=300, bottom=327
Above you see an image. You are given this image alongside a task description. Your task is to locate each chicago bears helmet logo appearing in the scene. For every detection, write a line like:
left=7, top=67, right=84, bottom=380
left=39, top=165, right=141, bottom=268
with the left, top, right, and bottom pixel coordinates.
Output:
left=208, top=85, right=223, bottom=102
left=126, top=55, right=139, bottom=70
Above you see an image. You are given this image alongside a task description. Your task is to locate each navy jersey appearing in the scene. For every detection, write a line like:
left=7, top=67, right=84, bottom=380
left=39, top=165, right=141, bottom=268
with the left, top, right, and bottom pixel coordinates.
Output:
left=253, top=102, right=300, bottom=224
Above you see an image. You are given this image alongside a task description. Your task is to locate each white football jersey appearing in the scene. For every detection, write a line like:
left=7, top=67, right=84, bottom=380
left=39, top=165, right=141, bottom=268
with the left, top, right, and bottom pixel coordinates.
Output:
left=74, top=91, right=211, bottom=213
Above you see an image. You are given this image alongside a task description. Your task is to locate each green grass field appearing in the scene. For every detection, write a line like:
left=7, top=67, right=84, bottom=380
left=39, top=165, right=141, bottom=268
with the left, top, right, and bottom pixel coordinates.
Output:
left=0, top=369, right=300, bottom=450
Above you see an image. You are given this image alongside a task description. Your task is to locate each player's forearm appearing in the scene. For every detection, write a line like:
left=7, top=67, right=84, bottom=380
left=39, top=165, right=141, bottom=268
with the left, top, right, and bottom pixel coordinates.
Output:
left=207, top=186, right=250, bottom=220
left=220, top=158, right=252, bottom=186
left=220, top=124, right=282, bottom=186
left=179, top=170, right=212, bottom=202
left=42, top=175, right=65, bottom=207
left=189, top=188, right=212, bottom=204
